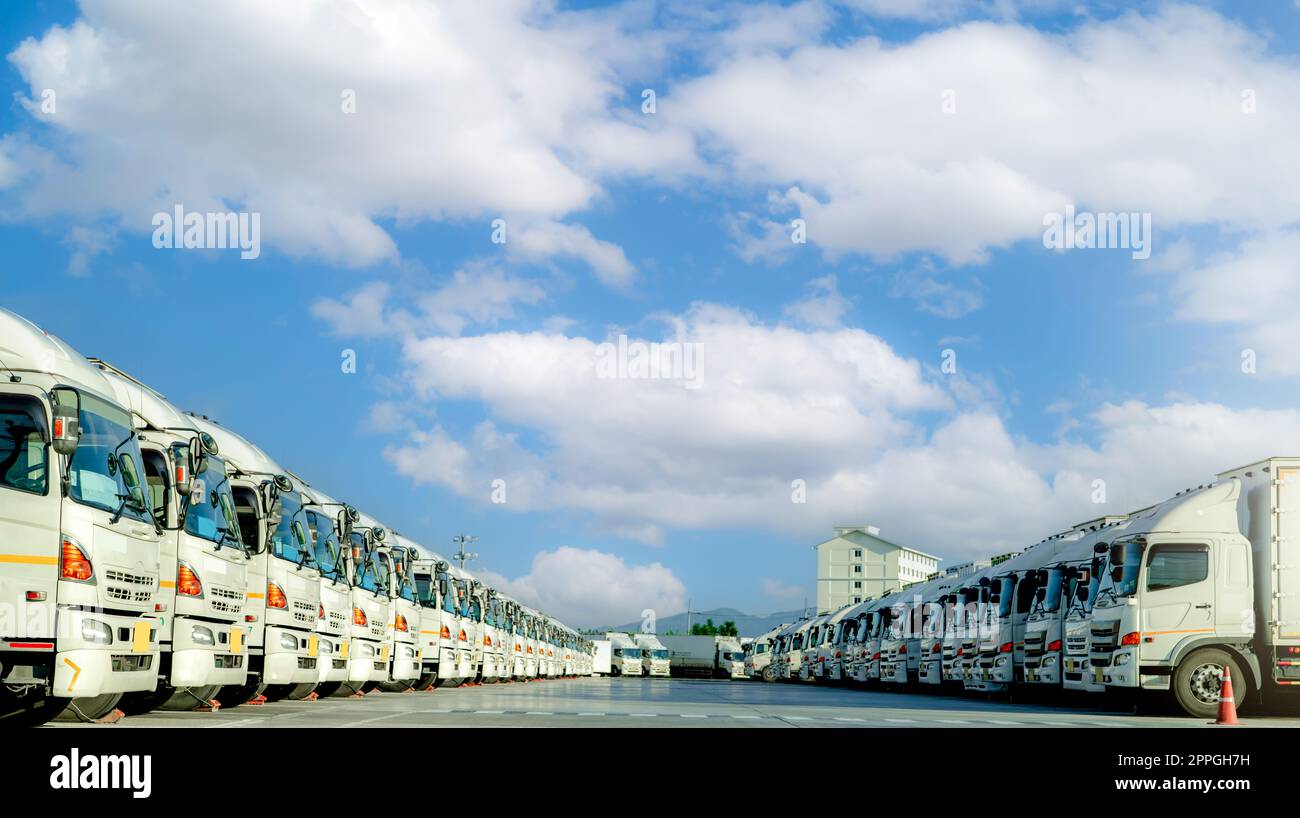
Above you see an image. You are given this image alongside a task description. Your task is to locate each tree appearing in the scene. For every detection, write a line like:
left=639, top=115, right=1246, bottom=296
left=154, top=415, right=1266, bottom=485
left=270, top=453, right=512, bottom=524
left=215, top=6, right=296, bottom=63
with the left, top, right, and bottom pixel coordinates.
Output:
left=718, top=620, right=739, bottom=637
left=690, top=618, right=718, bottom=636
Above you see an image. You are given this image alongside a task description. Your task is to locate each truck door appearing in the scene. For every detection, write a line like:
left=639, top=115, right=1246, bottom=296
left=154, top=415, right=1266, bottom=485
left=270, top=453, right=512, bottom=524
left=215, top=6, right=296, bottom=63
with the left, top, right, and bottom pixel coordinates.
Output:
left=0, top=392, right=59, bottom=640
left=1139, top=542, right=1214, bottom=662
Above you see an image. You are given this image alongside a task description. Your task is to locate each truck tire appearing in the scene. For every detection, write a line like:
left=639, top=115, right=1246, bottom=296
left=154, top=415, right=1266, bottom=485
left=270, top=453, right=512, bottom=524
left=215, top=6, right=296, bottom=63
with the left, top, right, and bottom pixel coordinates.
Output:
left=1171, top=648, right=1248, bottom=719
left=414, top=673, right=436, bottom=691
left=0, top=690, right=69, bottom=727
left=261, top=683, right=298, bottom=702
left=762, top=665, right=776, bottom=682
left=212, top=681, right=266, bottom=709
left=286, top=682, right=319, bottom=700
left=313, top=681, right=344, bottom=698
left=117, top=685, right=175, bottom=716
left=55, top=693, right=124, bottom=722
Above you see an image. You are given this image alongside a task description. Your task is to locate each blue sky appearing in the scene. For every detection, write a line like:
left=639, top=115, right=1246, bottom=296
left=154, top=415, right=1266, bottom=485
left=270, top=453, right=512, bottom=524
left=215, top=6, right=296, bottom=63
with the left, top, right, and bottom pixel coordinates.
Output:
left=3, top=1, right=1300, bottom=626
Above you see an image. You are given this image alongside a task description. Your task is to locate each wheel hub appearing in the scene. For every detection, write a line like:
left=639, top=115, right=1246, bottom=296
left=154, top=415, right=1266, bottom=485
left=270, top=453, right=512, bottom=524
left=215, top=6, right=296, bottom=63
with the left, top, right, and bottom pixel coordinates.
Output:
left=1188, top=662, right=1224, bottom=705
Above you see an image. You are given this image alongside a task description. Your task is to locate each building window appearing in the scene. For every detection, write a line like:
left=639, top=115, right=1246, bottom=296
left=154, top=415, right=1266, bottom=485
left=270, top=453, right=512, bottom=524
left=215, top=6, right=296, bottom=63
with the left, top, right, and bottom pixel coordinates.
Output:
left=854, top=549, right=862, bottom=559
left=853, top=565, right=861, bottom=574
left=853, top=581, right=861, bottom=589
left=853, top=597, right=861, bottom=603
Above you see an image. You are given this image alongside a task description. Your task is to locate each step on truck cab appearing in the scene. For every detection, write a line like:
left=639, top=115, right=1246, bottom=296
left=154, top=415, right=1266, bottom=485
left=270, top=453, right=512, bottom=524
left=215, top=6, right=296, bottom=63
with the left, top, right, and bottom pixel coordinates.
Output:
left=187, top=416, right=322, bottom=707
left=1022, top=518, right=1127, bottom=688
left=342, top=513, right=391, bottom=692
left=634, top=633, right=671, bottom=677
left=92, top=365, right=254, bottom=716
left=381, top=535, right=422, bottom=690
left=1091, top=465, right=1300, bottom=718
left=297, top=487, right=355, bottom=697
left=0, top=313, right=164, bottom=726
left=411, top=552, right=451, bottom=689
left=744, top=624, right=785, bottom=681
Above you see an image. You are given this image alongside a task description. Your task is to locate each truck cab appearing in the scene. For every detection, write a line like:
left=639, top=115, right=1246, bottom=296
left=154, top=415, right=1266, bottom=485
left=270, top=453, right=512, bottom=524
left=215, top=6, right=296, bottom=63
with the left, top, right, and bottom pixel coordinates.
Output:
left=187, top=416, right=321, bottom=708
left=883, top=576, right=954, bottom=687
left=411, top=553, right=451, bottom=689
left=717, top=638, right=747, bottom=679
left=1062, top=543, right=1111, bottom=695
left=969, top=545, right=1062, bottom=694
left=608, top=632, right=643, bottom=676
left=381, top=537, right=422, bottom=690
left=300, top=489, right=352, bottom=697
left=744, top=625, right=784, bottom=682
left=0, top=313, right=165, bottom=726
left=1023, top=518, right=1127, bottom=688
left=1089, top=477, right=1265, bottom=718
left=91, top=366, right=253, bottom=716
left=634, top=634, right=671, bottom=677
left=343, top=517, right=391, bottom=692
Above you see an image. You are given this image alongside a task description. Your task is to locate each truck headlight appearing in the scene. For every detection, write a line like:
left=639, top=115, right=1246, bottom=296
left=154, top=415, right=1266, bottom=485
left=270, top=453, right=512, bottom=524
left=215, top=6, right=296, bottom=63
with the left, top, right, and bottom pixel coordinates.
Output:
left=1115, top=653, right=1131, bottom=666
left=995, top=657, right=1008, bottom=668
left=192, top=625, right=215, bottom=646
left=1043, top=655, right=1058, bottom=666
left=81, top=618, right=113, bottom=645
left=320, top=639, right=333, bottom=654
left=280, top=632, right=300, bottom=650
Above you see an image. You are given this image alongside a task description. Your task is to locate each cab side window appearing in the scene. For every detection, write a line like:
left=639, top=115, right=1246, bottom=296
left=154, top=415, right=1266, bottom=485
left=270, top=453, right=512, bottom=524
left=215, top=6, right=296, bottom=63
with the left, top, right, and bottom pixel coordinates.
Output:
left=1146, top=544, right=1209, bottom=591
left=0, top=397, right=48, bottom=495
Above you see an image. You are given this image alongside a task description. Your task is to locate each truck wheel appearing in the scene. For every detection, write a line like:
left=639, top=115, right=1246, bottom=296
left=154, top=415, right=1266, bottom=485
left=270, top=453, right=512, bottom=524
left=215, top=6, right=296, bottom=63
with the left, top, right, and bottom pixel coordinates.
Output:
left=762, top=665, right=776, bottom=683
left=261, top=684, right=297, bottom=702
left=0, top=690, right=69, bottom=727
left=1172, top=648, right=1248, bottom=719
left=212, top=681, right=266, bottom=709
left=313, top=681, right=344, bottom=698
left=159, top=684, right=222, bottom=711
left=286, top=683, right=319, bottom=700
left=414, top=673, right=436, bottom=691
left=117, top=686, right=175, bottom=716
left=55, top=693, right=123, bottom=722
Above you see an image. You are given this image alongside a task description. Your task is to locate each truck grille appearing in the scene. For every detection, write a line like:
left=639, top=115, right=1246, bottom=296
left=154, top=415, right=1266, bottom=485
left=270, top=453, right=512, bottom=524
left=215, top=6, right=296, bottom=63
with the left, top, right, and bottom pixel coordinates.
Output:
left=1089, top=621, right=1118, bottom=666
left=1024, top=633, right=1045, bottom=657
left=214, top=654, right=244, bottom=669
left=1066, top=635, right=1087, bottom=654
left=293, top=600, right=314, bottom=625
left=297, top=657, right=317, bottom=670
left=332, top=658, right=347, bottom=670
left=209, top=585, right=244, bottom=614
left=104, top=569, right=157, bottom=604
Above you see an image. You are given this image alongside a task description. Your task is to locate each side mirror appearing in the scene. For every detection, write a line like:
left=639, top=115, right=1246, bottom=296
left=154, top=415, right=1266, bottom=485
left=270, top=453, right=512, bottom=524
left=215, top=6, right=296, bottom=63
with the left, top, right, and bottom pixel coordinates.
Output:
left=1075, top=585, right=1089, bottom=602
left=1110, top=566, right=1123, bottom=583
left=338, top=506, right=355, bottom=541
left=50, top=389, right=81, bottom=458
left=1093, top=542, right=1108, bottom=554
left=261, top=481, right=282, bottom=527
left=1034, top=588, right=1046, bottom=602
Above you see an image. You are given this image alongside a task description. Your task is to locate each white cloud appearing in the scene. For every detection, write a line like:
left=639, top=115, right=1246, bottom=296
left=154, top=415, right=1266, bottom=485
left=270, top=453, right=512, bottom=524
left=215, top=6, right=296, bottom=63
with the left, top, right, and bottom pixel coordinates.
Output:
left=667, top=6, right=1300, bottom=265
left=358, top=300, right=1300, bottom=563
left=1172, top=230, right=1300, bottom=375
left=783, top=274, right=852, bottom=328
left=507, top=219, right=635, bottom=288
left=760, top=578, right=805, bottom=599
left=3, top=1, right=675, bottom=275
left=312, top=264, right=545, bottom=338
left=889, top=262, right=983, bottom=317
left=476, top=546, right=687, bottom=628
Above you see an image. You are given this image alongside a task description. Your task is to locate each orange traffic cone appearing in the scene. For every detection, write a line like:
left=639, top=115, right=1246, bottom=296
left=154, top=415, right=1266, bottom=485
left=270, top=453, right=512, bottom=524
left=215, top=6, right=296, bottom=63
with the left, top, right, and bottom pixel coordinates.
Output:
left=1213, top=666, right=1239, bottom=725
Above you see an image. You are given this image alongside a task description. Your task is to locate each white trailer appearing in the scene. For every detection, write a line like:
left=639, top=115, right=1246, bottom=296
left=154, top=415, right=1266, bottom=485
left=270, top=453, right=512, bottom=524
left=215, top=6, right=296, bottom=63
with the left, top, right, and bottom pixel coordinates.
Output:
left=591, top=640, right=612, bottom=675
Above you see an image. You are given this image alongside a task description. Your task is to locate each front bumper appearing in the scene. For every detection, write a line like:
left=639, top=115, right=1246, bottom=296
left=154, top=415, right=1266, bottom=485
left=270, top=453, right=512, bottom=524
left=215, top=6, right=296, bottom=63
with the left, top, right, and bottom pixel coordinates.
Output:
left=48, top=609, right=160, bottom=698
left=170, top=617, right=248, bottom=688
left=264, top=626, right=318, bottom=685
left=389, top=641, right=419, bottom=682
left=346, top=638, right=387, bottom=683
left=317, top=635, right=349, bottom=682
left=1024, top=652, right=1060, bottom=684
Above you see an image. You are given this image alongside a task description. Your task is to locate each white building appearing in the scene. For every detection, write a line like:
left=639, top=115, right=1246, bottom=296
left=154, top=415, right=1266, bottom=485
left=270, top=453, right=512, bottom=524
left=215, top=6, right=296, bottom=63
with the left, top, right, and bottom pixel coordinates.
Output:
left=814, top=525, right=940, bottom=613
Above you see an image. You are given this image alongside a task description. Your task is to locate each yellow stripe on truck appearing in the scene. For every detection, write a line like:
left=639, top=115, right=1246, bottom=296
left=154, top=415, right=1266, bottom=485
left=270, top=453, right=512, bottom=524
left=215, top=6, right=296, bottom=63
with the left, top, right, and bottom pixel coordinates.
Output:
left=0, top=554, right=58, bottom=565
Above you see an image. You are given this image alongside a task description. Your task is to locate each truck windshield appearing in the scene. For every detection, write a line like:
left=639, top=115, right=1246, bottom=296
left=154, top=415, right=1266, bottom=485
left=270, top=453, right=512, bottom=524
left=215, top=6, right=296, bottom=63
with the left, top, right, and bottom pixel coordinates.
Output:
left=306, top=508, right=343, bottom=581
left=393, top=554, right=416, bottom=602
left=414, top=573, right=438, bottom=609
left=650, top=649, right=668, bottom=659
left=270, top=491, right=311, bottom=565
left=185, top=455, right=241, bottom=548
left=622, top=648, right=642, bottom=659
left=352, top=542, right=387, bottom=594
left=1042, top=568, right=1066, bottom=613
left=63, top=391, right=152, bottom=523
left=1111, top=541, right=1143, bottom=597
left=995, top=577, right=1015, bottom=618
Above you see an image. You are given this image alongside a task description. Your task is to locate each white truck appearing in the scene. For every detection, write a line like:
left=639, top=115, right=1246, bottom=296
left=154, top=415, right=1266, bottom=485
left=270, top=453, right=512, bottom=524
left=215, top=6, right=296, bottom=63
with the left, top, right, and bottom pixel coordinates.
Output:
left=1022, top=517, right=1128, bottom=688
left=379, top=534, right=422, bottom=691
left=91, top=366, right=252, bottom=716
left=1089, top=462, right=1300, bottom=717
left=717, top=637, right=747, bottom=679
left=340, top=512, right=391, bottom=693
left=744, top=624, right=785, bottom=682
left=634, top=633, right=671, bottom=676
left=410, top=553, right=453, bottom=688
left=607, top=632, right=643, bottom=676
left=881, top=574, right=956, bottom=686
left=294, top=485, right=355, bottom=698
left=186, top=414, right=322, bottom=707
left=0, top=311, right=164, bottom=726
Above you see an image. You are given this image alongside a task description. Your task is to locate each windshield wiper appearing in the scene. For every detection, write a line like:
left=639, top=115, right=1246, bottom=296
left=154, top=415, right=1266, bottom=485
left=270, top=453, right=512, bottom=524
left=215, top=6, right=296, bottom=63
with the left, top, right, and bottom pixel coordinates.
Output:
left=214, top=526, right=241, bottom=552
left=109, top=493, right=147, bottom=524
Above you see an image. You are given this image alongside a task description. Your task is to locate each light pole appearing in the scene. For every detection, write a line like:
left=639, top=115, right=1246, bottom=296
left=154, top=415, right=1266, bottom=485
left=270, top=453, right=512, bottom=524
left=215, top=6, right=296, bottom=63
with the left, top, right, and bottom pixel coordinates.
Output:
left=451, top=534, right=478, bottom=570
